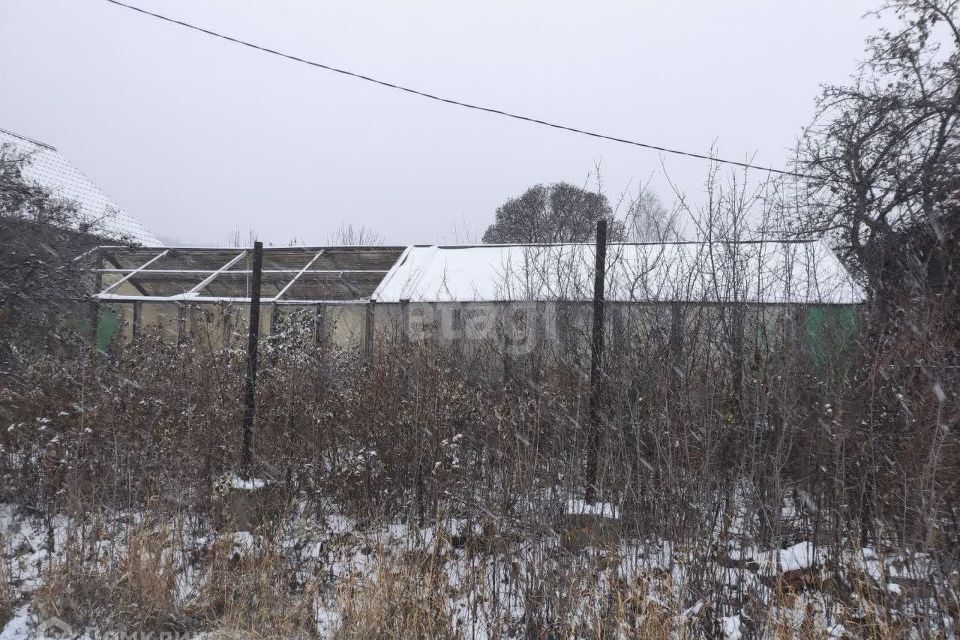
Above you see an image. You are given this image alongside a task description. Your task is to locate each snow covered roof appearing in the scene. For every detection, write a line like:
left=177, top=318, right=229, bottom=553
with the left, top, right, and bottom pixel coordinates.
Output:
left=0, top=127, right=161, bottom=246
left=372, top=240, right=864, bottom=305
left=90, top=241, right=863, bottom=305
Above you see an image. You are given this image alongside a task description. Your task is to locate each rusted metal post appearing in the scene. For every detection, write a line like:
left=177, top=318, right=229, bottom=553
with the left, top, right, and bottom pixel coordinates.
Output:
left=241, top=241, right=264, bottom=473
left=585, top=219, right=608, bottom=504
left=364, top=300, right=376, bottom=361
left=314, top=303, right=326, bottom=348
left=89, top=248, right=103, bottom=348
left=176, top=304, right=187, bottom=345
left=132, top=301, right=142, bottom=341
left=399, top=299, right=410, bottom=344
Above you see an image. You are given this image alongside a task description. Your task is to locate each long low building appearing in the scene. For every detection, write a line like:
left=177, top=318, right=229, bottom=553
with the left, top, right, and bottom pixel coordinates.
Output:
left=85, top=240, right=864, bottom=362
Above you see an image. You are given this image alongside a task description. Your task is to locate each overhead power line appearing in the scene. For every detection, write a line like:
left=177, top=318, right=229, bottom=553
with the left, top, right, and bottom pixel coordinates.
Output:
left=97, top=0, right=807, bottom=178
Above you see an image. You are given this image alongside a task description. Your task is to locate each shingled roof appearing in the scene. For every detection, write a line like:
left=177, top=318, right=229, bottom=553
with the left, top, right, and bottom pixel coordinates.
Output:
left=0, top=127, right=161, bottom=246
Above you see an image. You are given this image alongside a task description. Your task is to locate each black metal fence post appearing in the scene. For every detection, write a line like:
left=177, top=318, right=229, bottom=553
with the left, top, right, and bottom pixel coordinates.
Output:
left=365, top=300, right=376, bottom=361
left=241, top=241, right=263, bottom=474
left=89, top=248, right=103, bottom=349
left=585, top=219, right=608, bottom=504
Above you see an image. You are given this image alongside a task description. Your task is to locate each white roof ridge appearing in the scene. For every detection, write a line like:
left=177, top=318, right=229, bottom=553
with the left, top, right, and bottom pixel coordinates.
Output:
left=0, top=126, right=57, bottom=150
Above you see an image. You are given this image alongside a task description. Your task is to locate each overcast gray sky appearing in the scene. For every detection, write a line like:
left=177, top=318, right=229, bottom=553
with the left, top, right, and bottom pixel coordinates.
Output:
left=1, top=0, right=883, bottom=246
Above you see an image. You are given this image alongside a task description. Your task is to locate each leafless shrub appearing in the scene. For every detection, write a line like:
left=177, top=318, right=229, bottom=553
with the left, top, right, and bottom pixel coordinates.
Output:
left=0, top=144, right=103, bottom=369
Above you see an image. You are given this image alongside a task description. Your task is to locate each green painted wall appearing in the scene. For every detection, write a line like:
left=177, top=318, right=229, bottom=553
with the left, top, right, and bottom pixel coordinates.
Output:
left=96, top=307, right=120, bottom=352
left=806, top=305, right=859, bottom=372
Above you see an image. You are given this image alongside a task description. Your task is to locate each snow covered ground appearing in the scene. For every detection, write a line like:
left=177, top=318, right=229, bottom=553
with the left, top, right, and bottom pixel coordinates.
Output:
left=0, top=496, right=954, bottom=639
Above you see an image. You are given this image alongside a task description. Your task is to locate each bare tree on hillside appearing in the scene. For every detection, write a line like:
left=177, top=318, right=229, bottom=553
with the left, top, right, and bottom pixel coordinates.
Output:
left=800, top=0, right=960, bottom=296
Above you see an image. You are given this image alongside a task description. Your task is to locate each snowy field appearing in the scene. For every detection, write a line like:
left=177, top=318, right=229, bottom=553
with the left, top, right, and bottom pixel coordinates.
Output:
left=0, top=490, right=953, bottom=639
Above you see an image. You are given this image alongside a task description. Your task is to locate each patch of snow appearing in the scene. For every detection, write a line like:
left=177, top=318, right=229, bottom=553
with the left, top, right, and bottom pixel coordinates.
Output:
left=446, top=518, right=482, bottom=537
left=864, top=559, right=883, bottom=581
left=749, top=541, right=828, bottom=576
left=565, top=498, right=619, bottom=519
left=0, top=608, right=32, bottom=640
left=326, top=513, right=355, bottom=535
left=227, top=476, right=267, bottom=491
left=316, top=606, right=340, bottom=637
left=223, top=531, right=256, bottom=551
left=779, top=541, right=817, bottom=572
left=722, top=615, right=742, bottom=640
left=681, top=601, right=704, bottom=620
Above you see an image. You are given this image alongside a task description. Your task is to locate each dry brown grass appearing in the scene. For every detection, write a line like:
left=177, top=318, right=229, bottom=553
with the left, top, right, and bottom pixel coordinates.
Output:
left=31, top=520, right=321, bottom=639
left=32, top=521, right=183, bottom=634
left=334, top=550, right=458, bottom=640
left=189, top=534, right=319, bottom=639
left=115, top=525, right=180, bottom=629
left=0, top=542, right=11, bottom=631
